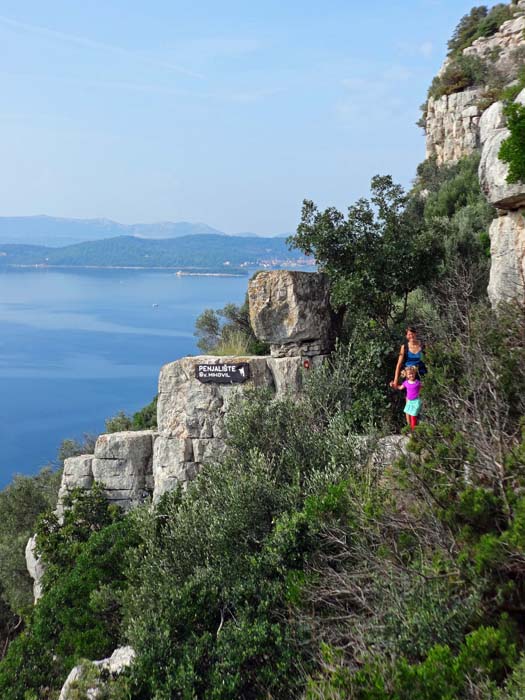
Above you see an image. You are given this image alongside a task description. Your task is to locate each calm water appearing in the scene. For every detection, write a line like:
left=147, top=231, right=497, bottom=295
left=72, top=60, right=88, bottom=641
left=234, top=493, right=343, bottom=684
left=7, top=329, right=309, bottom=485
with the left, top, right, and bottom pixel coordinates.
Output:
left=0, top=268, right=249, bottom=487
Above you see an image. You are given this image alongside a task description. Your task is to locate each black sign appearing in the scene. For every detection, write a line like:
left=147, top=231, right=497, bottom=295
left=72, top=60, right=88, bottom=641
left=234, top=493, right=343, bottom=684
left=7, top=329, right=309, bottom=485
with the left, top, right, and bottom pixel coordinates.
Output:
left=195, top=362, right=251, bottom=384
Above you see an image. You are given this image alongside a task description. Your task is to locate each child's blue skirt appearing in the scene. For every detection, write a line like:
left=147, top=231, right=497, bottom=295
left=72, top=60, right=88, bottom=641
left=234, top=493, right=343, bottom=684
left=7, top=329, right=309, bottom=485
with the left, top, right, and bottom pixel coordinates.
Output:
left=404, top=398, right=422, bottom=416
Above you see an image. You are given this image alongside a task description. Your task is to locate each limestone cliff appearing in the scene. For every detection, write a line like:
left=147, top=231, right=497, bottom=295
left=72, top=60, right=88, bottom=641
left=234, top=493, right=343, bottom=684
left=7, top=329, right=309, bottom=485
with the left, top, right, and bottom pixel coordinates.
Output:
left=423, top=0, right=525, bottom=306
left=26, top=271, right=336, bottom=599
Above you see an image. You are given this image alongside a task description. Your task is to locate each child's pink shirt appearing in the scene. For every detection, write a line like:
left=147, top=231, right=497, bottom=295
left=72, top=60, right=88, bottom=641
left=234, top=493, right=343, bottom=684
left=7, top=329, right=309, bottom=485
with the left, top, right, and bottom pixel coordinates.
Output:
left=402, top=379, right=421, bottom=401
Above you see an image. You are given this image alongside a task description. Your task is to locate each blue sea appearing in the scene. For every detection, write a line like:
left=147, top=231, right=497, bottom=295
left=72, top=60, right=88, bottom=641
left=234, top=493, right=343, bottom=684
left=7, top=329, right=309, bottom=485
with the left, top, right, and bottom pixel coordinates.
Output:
left=0, top=268, right=250, bottom=487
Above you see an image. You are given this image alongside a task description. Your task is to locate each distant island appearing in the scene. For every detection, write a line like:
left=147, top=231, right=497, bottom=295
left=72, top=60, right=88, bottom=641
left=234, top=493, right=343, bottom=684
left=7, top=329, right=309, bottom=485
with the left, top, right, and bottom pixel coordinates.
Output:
left=0, top=233, right=312, bottom=273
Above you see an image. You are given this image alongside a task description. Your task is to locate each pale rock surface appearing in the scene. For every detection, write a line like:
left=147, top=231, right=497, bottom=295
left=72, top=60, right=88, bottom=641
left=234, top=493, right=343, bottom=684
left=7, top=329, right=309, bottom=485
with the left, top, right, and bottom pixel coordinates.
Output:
left=426, top=4, right=525, bottom=166
left=91, top=430, right=155, bottom=510
left=266, top=355, right=327, bottom=396
left=479, top=101, right=505, bottom=146
left=56, top=455, right=93, bottom=518
left=371, top=435, right=410, bottom=469
left=463, top=13, right=525, bottom=78
left=425, top=89, right=483, bottom=164
left=157, top=355, right=273, bottom=438
left=488, top=210, right=525, bottom=305
left=58, top=646, right=135, bottom=700
left=248, top=271, right=335, bottom=357
left=479, top=125, right=525, bottom=209
left=152, top=435, right=199, bottom=500
left=25, top=535, right=45, bottom=603
left=154, top=355, right=274, bottom=501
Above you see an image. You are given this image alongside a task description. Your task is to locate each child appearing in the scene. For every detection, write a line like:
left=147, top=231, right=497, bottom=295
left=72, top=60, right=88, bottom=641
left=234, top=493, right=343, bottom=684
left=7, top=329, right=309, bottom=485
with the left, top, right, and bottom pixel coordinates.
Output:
left=389, top=365, right=422, bottom=431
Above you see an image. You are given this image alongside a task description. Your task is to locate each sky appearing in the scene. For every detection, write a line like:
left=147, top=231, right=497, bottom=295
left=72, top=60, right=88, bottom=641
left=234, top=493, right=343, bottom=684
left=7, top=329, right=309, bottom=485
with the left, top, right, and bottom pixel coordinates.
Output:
left=0, top=0, right=480, bottom=235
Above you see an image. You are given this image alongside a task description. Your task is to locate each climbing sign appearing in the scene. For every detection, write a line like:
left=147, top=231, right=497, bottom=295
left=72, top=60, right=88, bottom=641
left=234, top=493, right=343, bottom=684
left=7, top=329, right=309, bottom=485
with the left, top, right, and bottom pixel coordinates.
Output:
left=195, top=362, right=251, bottom=384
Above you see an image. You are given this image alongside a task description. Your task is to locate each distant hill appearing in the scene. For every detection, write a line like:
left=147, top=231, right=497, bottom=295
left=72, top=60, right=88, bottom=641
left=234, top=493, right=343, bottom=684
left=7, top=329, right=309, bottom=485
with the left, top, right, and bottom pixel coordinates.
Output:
left=0, top=234, right=312, bottom=273
left=0, top=216, right=226, bottom=247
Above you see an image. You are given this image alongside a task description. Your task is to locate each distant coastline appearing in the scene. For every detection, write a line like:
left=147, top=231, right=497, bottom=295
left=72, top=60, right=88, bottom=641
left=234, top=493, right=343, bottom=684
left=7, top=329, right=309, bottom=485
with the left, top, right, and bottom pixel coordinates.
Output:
left=7, top=263, right=247, bottom=277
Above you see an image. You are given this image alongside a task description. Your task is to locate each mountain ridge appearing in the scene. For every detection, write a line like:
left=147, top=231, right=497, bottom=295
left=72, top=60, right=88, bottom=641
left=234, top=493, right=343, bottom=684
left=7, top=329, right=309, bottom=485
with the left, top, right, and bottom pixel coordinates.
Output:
left=0, top=233, right=311, bottom=272
left=0, top=215, right=286, bottom=247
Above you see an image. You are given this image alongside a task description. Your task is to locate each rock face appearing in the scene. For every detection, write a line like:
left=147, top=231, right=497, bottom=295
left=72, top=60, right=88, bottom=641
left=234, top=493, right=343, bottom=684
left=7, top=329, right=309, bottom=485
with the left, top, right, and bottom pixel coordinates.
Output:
left=55, top=431, right=156, bottom=515
left=422, top=2, right=525, bottom=307
left=426, top=89, right=483, bottom=164
left=425, top=2, right=525, bottom=166
left=25, top=535, right=45, bottom=603
left=248, top=270, right=335, bottom=357
left=92, top=430, right=155, bottom=508
left=487, top=210, right=525, bottom=305
left=56, top=455, right=94, bottom=518
left=478, top=87, right=525, bottom=305
left=154, top=354, right=275, bottom=501
left=29, top=270, right=334, bottom=599
left=463, top=12, right=525, bottom=75
left=58, top=646, right=135, bottom=700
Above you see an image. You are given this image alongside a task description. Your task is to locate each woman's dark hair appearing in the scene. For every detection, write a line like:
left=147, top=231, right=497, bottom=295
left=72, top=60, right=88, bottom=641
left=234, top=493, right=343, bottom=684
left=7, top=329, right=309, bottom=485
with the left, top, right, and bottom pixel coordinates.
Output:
left=406, top=325, right=418, bottom=334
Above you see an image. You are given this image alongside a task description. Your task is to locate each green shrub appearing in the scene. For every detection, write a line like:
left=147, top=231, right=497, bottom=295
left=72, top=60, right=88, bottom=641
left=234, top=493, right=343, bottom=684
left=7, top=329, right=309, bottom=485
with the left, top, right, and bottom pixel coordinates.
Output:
left=448, top=5, right=513, bottom=57
left=499, top=102, right=525, bottom=183
left=428, top=55, right=488, bottom=99
left=0, top=488, right=139, bottom=699
left=0, top=468, right=61, bottom=616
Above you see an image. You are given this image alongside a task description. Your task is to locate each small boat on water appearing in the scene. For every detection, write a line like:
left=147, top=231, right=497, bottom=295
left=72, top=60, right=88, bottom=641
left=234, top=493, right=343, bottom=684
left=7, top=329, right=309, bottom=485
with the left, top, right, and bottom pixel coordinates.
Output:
left=152, top=303, right=159, bottom=308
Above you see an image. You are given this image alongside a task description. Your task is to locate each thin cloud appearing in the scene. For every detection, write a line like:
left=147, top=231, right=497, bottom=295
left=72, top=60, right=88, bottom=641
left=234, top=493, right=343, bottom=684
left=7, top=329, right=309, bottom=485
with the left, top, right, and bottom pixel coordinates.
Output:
left=0, top=14, right=204, bottom=79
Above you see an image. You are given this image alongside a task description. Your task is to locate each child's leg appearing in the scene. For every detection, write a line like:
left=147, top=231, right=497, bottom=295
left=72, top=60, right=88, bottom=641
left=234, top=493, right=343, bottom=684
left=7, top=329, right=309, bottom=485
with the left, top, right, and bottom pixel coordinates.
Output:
left=409, top=415, right=418, bottom=430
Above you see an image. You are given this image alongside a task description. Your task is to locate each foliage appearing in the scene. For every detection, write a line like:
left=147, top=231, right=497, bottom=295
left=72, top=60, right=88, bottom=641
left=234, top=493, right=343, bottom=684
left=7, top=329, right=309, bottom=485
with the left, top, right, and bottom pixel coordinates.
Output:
left=288, top=175, right=443, bottom=327
left=57, top=434, right=96, bottom=465
left=307, top=623, right=517, bottom=700
left=105, top=410, right=134, bottom=433
left=447, top=5, right=513, bottom=57
left=417, top=154, right=493, bottom=298
left=104, top=395, right=158, bottom=434
left=194, top=292, right=269, bottom=355
left=428, top=54, right=489, bottom=99
left=0, top=487, right=139, bottom=699
left=130, top=394, right=157, bottom=430
left=121, top=351, right=377, bottom=699
left=499, top=102, right=525, bottom=184
left=0, top=468, right=61, bottom=617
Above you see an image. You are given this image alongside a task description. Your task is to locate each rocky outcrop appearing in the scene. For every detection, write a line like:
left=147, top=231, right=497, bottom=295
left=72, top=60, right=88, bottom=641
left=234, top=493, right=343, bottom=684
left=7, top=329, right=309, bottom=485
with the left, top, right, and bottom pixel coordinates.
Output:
left=56, top=454, right=94, bottom=518
left=422, top=1, right=525, bottom=307
left=153, top=354, right=275, bottom=501
left=426, top=89, right=483, bottom=164
left=29, top=270, right=335, bottom=589
left=55, top=431, right=156, bottom=515
left=248, top=270, right=335, bottom=357
left=479, top=89, right=525, bottom=207
left=463, top=10, right=525, bottom=76
left=487, top=210, right=525, bottom=305
left=58, top=646, right=135, bottom=700
left=478, top=88, right=525, bottom=305
left=92, top=430, right=155, bottom=509
left=25, top=535, right=44, bottom=603
left=425, top=1, right=525, bottom=166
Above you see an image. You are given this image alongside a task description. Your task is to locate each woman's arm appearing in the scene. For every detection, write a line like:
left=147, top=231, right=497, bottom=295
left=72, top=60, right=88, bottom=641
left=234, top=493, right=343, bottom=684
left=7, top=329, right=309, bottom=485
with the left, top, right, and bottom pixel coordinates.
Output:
left=389, top=380, right=404, bottom=390
left=393, top=344, right=405, bottom=385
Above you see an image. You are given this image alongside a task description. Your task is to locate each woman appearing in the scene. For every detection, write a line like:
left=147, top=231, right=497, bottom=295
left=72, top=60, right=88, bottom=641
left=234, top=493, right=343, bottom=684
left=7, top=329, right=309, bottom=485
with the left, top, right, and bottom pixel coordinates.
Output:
left=393, top=326, right=426, bottom=386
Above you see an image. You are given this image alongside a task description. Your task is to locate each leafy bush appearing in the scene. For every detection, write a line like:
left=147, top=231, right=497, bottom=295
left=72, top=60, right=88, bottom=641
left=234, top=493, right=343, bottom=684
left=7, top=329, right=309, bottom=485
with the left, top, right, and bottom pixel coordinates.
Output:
left=447, top=5, right=513, bottom=56
left=105, top=395, right=158, bottom=434
left=289, top=175, right=443, bottom=327
left=194, top=292, right=269, bottom=355
left=428, top=54, right=489, bottom=99
left=0, top=468, right=61, bottom=616
left=119, top=352, right=379, bottom=699
left=499, top=102, right=525, bottom=184
left=0, top=487, right=139, bottom=699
